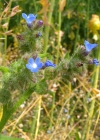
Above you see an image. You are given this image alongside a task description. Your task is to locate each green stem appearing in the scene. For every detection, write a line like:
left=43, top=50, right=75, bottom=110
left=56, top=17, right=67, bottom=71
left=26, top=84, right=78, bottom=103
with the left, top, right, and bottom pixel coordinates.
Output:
left=56, top=3, right=61, bottom=65
left=86, top=0, right=90, bottom=38
left=30, top=95, right=42, bottom=140
left=0, top=87, right=35, bottom=132
left=71, top=20, right=80, bottom=54
left=32, top=0, right=38, bottom=13
left=43, top=0, right=55, bottom=55
left=30, top=106, right=38, bottom=139
left=34, top=95, right=42, bottom=140
left=4, top=0, right=13, bottom=55
left=49, top=92, right=55, bottom=130
left=85, top=41, right=100, bottom=140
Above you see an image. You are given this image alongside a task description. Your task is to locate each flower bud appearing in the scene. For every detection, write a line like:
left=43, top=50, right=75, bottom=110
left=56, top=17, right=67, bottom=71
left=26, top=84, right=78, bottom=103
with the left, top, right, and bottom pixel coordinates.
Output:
left=89, top=58, right=99, bottom=66
left=36, top=20, right=43, bottom=28
left=35, top=32, right=42, bottom=38
left=16, top=34, right=23, bottom=41
left=32, top=54, right=37, bottom=60
left=27, top=23, right=33, bottom=29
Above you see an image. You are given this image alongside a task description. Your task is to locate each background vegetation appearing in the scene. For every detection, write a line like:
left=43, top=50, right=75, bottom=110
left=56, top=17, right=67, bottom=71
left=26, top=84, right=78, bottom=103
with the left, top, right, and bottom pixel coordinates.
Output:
left=0, top=0, right=100, bottom=140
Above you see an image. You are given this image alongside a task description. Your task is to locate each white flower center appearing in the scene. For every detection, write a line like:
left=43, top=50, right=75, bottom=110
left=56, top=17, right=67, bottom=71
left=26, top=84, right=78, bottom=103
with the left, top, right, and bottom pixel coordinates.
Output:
left=32, top=63, right=37, bottom=68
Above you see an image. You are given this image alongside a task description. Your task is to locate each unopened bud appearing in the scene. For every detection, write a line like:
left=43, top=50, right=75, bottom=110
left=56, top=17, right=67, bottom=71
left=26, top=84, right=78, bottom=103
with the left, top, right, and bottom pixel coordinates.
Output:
left=33, top=54, right=37, bottom=59
left=37, top=20, right=43, bottom=28
left=16, top=34, right=23, bottom=40
left=35, top=32, right=42, bottom=38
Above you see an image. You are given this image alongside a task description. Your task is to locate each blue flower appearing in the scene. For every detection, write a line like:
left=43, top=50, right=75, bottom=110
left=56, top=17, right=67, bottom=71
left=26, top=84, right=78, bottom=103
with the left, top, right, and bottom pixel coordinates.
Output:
left=26, top=57, right=43, bottom=72
left=84, top=40, right=98, bottom=52
left=22, top=13, right=37, bottom=25
left=44, top=60, right=56, bottom=67
left=93, top=58, right=99, bottom=66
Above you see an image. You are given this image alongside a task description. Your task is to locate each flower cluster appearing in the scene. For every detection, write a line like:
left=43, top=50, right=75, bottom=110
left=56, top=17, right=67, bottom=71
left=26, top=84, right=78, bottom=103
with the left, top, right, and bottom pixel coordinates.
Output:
left=22, top=13, right=43, bottom=28
left=26, top=57, right=56, bottom=73
left=21, top=13, right=99, bottom=73
left=21, top=12, right=56, bottom=73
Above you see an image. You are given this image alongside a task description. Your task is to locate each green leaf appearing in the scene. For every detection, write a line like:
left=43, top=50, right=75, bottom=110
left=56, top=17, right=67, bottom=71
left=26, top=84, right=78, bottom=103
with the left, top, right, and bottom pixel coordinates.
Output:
left=39, top=53, right=49, bottom=58
left=75, top=132, right=81, bottom=140
left=64, top=52, right=70, bottom=59
left=0, top=134, right=24, bottom=140
left=39, top=53, right=52, bottom=59
left=0, top=66, right=9, bottom=73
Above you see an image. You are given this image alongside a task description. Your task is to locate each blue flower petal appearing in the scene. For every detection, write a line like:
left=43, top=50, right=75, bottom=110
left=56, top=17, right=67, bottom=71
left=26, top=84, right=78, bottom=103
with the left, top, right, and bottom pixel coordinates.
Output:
left=84, top=40, right=98, bottom=52
left=95, top=62, right=99, bottom=66
left=30, top=17, right=35, bottom=21
left=37, top=62, right=43, bottom=69
left=26, top=64, right=32, bottom=70
left=93, top=58, right=96, bottom=61
left=93, top=58, right=99, bottom=66
left=30, top=67, right=39, bottom=72
left=22, top=13, right=36, bottom=24
left=28, top=14, right=37, bottom=22
left=45, top=60, right=56, bottom=67
left=28, top=14, right=35, bottom=17
left=29, top=16, right=36, bottom=23
left=22, top=13, right=28, bottom=20
left=28, top=14, right=36, bottom=17
left=26, top=19, right=32, bottom=24
left=28, top=58, right=34, bottom=65
left=35, top=57, right=41, bottom=64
